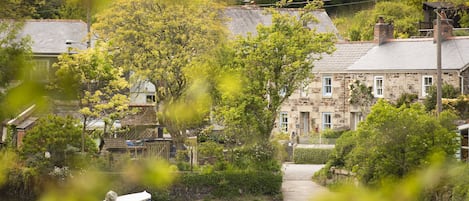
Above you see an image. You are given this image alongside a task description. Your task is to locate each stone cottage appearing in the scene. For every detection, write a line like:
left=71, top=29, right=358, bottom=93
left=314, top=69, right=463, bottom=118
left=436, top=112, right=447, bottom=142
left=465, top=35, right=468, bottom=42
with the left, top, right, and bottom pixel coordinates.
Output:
left=275, top=17, right=469, bottom=135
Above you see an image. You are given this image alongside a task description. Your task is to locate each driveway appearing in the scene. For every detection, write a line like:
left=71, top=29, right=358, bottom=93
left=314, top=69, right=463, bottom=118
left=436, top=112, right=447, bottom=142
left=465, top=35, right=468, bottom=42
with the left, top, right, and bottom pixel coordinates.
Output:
left=282, top=163, right=328, bottom=201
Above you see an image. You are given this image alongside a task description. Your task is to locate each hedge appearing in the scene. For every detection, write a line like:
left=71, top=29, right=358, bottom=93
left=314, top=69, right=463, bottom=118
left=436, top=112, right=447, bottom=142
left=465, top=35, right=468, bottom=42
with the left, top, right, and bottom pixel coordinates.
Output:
left=108, top=170, right=282, bottom=201
left=173, top=171, right=282, bottom=199
left=293, top=147, right=333, bottom=164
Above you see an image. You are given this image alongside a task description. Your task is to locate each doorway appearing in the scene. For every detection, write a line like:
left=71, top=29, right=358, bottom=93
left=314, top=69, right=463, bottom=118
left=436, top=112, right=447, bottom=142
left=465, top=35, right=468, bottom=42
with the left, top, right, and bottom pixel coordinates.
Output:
left=299, top=112, right=310, bottom=135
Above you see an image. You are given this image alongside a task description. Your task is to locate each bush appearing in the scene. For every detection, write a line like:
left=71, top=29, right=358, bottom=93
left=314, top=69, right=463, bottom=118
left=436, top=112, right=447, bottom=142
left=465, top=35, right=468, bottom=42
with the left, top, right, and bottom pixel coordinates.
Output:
left=293, top=148, right=333, bottom=164
left=321, top=129, right=347, bottom=139
left=174, top=171, right=282, bottom=199
left=231, top=142, right=281, bottom=172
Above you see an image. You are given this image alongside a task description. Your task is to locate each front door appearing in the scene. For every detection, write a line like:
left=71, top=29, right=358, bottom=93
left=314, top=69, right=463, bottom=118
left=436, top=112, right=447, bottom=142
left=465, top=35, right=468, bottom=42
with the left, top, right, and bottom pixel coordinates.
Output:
left=300, top=112, right=310, bottom=135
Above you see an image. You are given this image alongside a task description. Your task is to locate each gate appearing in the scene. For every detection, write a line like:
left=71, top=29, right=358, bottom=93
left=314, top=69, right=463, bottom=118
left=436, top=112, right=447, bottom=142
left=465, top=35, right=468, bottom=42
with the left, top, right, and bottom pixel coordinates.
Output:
left=144, top=141, right=171, bottom=160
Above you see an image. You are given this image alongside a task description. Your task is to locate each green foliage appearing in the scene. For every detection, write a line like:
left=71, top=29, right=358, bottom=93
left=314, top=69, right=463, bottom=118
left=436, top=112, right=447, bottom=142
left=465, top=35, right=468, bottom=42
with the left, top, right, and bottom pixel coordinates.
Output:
left=0, top=0, right=44, bottom=19
left=94, top=0, right=227, bottom=148
left=424, top=83, right=460, bottom=111
left=334, top=100, right=458, bottom=185
left=327, top=131, right=355, bottom=168
left=348, top=80, right=374, bottom=114
left=315, top=154, right=469, bottom=201
left=335, top=1, right=422, bottom=41
left=231, top=142, right=281, bottom=172
left=51, top=42, right=131, bottom=141
left=215, top=4, right=336, bottom=142
left=394, top=93, right=418, bottom=108
left=460, top=10, right=469, bottom=28
left=293, top=147, right=332, bottom=164
left=176, top=171, right=282, bottom=198
left=321, top=128, right=347, bottom=139
left=20, top=115, right=97, bottom=174
left=0, top=21, right=42, bottom=120
left=198, top=141, right=224, bottom=162
left=443, top=95, right=469, bottom=119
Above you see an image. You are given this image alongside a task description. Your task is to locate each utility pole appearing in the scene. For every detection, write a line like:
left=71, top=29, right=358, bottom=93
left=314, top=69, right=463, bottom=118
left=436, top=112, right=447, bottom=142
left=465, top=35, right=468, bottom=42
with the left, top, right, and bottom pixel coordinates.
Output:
left=436, top=8, right=442, bottom=115
left=86, top=0, right=91, bottom=48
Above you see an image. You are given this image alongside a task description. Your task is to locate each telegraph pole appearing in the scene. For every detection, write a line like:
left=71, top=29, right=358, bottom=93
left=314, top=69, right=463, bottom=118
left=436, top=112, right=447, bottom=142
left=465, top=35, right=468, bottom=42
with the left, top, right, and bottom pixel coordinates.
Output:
left=86, top=0, right=91, bottom=48
left=436, top=8, right=442, bottom=115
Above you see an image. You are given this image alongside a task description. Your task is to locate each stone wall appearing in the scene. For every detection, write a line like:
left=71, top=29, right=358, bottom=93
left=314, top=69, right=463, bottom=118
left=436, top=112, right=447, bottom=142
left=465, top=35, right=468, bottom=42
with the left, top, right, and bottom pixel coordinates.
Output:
left=275, top=70, right=462, bottom=135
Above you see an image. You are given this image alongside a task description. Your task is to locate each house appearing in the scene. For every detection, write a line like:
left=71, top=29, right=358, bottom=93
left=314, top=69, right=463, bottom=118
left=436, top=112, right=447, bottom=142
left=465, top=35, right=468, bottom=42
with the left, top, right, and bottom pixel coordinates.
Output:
left=274, top=17, right=469, bottom=135
left=224, top=6, right=340, bottom=38
left=457, top=124, right=469, bottom=161
left=0, top=20, right=88, bottom=147
left=18, top=19, right=88, bottom=82
left=126, top=6, right=340, bottom=137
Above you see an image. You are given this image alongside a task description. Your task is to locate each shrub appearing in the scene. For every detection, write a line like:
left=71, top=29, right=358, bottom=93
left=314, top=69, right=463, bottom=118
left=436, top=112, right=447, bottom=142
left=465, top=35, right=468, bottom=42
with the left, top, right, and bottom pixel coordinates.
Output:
left=198, top=141, right=224, bottom=162
left=232, top=142, right=281, bottom=172
left=293, top=147, right=333, bottom=164
left=175, top=171, right=282, bottom=199
left=321, top=129, right=347, bottom=139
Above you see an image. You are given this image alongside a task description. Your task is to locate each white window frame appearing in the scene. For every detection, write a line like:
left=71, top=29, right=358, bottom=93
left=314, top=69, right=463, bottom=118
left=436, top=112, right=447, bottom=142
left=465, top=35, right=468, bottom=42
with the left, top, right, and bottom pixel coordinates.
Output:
left=322, top=76, right=332, bottom=97
left=322, top=112, right=332, bottom=130
left=422, top=75, right=433, bottom=97
left=279, top=112, right=288, bottom=133
left=300, top=80, right=309, bottom=98
left=374, top=76, right=384, bottom=98
left=279, top=86, right=287, bottom=97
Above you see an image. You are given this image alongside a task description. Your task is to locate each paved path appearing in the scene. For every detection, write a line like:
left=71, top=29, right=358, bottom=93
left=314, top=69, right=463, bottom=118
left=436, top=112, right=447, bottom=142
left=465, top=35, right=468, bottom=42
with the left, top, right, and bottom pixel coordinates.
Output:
left=282, top=163, right=328, bottom=201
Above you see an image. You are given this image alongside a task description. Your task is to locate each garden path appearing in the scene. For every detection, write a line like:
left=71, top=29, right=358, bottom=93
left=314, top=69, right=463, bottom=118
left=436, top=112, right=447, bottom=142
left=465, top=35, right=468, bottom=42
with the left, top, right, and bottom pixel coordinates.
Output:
left=282, top=163, right=328, bottom=201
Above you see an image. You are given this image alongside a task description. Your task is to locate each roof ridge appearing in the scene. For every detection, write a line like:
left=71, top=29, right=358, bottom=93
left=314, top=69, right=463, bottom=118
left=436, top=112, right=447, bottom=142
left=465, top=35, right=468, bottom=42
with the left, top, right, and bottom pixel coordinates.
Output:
left=26, top=19, right=86, bottom=23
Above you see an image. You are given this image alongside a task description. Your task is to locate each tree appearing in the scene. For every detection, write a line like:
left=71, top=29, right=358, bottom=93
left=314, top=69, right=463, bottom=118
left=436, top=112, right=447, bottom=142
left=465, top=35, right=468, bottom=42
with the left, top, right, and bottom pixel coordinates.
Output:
left=424, top=83, right=460, bottom=112
left=0, top=21, right=31, bottom=87
left=20, top=115, right=96, bottom=173
left=0, top=21, right=48, bottom=122
left=215, top=5, right=336, bottom=142
left=0, top=0, right=44, bottom=19
left=335, top=1, right=422, bottom=41
left=333, top=100, right=458, bottom=185
left=93, top=0, right=227, bottom=148
left=348, top=80, right=374, bottom=116
left=51, top=42, right=129, bottom=152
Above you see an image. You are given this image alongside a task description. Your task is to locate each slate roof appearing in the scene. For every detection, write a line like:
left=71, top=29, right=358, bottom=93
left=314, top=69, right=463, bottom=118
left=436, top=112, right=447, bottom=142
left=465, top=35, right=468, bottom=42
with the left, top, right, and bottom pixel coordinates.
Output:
left=348, top=37, right=469, bottom=71
left=224, top=6, right=340, bottom=38
left=17, top=19, right=88, bottom=55
left=312, top=42, right=375, bottom=73
left=311, top=36, right=469, bottom=73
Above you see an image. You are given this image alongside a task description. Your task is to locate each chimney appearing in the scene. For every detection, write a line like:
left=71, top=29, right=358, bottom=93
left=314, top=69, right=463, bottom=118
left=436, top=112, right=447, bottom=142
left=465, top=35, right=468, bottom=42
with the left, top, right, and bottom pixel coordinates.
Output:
left=433, top=11, right=453, bottom=42
left=374, top=17, right=394, bottom=45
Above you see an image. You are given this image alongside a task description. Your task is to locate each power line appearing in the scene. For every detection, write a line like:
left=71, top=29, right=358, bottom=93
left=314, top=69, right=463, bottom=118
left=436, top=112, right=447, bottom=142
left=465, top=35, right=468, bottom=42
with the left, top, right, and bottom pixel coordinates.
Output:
left=323, top=0, right=375, bottom=8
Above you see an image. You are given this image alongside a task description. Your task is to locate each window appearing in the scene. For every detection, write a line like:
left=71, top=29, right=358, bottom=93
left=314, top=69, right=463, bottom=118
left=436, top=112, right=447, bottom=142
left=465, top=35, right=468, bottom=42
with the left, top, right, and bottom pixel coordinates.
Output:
left=374, top=76, right=384, bottom=97
left=279, top=86, right=287, bottom=97
left=31, top=59, right=50, bottom=81
left=323, top=76, right=332, bottom=97
left=279, top=112, right=288, bottom=132
left=146, top=95, right=156, bottom=103
left=422, top=76, right=433, bottom=97
left=322, top=112, right=332, bottom=130
left=300, top=80, right=309, bottom=97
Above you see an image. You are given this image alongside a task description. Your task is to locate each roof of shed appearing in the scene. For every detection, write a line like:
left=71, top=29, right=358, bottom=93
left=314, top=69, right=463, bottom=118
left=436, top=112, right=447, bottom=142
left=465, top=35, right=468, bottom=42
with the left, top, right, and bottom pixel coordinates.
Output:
left=224, top=7, right=340, bottom=38
left=17, top=19, right=88, bottom=54
left=103, top=138, right=128, bottom=150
